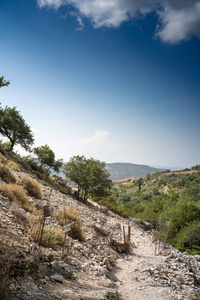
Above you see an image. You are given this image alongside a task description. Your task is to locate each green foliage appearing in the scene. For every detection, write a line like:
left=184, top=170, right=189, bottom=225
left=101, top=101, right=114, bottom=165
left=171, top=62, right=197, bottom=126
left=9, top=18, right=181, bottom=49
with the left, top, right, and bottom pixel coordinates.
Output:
left=192, top=165, right=200, bottom=171
left=100, top=168, right=200, bottom=252
left=137, top=177, right=143, bottom=190
left=0, top=76, right=10, bottom=88
left=175, top=221, right=200, bottom=251
left=0, top=105, right=34, bottom=151
left=120, top=193, right=131, bottom=203
left=98, top=195, right=128, bottom=217
left=41, top=226, right=64, bottom=248
left=146, top=173, right=151, bottom=181
left=29, top=217, right=64, bottom=249
left=0, top=139, right=11, bottom=151
left=63, top=156, right=113, bottom=200
left=33, top=144, right=63, bottom=172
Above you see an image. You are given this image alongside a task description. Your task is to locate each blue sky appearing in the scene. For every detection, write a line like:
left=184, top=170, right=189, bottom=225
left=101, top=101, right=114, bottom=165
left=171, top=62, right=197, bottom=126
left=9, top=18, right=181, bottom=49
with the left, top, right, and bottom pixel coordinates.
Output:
left=0, top=0, right=200, bottom=168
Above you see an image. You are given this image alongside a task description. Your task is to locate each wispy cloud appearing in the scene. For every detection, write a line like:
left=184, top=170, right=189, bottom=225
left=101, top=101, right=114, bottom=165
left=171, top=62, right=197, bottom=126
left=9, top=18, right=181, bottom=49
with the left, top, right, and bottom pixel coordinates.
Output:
left=76, top=16, right=85, bottom=31
left=31, top=128, right=39, bottom=133
left=37, top=0, right=200, bottom=44
left=64, top=130, right=133, bottom=162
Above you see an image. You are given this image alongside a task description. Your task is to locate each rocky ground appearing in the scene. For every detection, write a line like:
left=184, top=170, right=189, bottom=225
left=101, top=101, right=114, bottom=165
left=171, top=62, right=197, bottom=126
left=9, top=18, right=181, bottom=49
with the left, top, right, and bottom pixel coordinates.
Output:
left=0, top=171, right=200, bottom=300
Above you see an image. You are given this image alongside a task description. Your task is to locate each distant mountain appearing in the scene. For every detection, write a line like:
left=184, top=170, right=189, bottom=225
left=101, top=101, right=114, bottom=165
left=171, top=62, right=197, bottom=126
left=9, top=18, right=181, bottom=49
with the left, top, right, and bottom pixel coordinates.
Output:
left=106, top=162, right=164, bottom=179
left=51, top=162, right=164, bottom=181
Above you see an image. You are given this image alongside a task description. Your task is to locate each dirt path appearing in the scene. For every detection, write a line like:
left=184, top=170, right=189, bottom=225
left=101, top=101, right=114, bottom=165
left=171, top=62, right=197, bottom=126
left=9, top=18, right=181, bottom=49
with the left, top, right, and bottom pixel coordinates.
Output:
left=113, top=223, right=177, bottom=300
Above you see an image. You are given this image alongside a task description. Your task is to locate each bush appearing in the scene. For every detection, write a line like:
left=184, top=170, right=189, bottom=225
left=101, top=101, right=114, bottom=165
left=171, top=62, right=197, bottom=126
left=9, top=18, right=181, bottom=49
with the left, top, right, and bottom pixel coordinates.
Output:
left=54, top=206, right=85, bottom=242
left=0, top=183, right=36, bottom=213
left=21, top=176, right=42, bottom=199
left=8, top=160, right=20, bottom=172
left=175, top=221, right=200, bottom=251
left=120, top=194, right=131, bottom=203
left=42, top=226, right=64, bottom=248
left=0, top=162, right=17, bottom=183
left=98, top=195, right=129, bottom=218
left=29, top=216, right=64, bottom=249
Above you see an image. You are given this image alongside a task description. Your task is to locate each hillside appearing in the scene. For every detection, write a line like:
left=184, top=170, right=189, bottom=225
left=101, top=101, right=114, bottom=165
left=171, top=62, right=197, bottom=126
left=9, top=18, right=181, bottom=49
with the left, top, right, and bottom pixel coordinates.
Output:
left=106, top=163, right=163, bottom=179
left=103, top=167, right=200, bottom=253
left=0, top=151, right=199, bottom=299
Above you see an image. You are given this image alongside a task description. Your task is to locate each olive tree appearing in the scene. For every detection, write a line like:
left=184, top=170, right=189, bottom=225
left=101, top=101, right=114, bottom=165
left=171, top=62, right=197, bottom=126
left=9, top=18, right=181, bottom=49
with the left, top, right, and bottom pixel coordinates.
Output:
left=33, top=144, right=63, bottom=173
left=0, top=105, right=34, bottom=151
left=63, top=156, right=113, bottom=201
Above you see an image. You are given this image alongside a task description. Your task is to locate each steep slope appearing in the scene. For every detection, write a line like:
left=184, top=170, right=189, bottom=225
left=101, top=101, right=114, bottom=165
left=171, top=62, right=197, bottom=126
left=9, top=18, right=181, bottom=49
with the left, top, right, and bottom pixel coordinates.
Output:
left=0, top=168, right=199, bottom=299
left=106, top=163, right=163, bottom=179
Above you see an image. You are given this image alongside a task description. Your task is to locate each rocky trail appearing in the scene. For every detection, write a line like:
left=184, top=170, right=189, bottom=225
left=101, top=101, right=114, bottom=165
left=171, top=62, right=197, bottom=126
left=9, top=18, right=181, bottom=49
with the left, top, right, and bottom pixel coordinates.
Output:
left=0, top=171, right=200, bottom=300
left=113, top=224, right=200, bottom=300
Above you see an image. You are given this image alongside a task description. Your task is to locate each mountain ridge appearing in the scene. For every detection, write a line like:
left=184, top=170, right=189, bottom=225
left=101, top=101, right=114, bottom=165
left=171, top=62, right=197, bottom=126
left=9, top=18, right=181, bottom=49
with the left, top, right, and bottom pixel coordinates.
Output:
left=106, top=162, right=164, bottom=179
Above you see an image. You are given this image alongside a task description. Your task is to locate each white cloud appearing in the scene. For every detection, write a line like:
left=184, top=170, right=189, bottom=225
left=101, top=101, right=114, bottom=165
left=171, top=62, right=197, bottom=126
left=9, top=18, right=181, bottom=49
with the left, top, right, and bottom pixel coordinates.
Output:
left=157, top=1, right=200, bottom=44
left=76, top=16, right=85, bottom=31
left=37, top=0, right=64, bottom=9
left=31, top=128, right=39, bottom=133
left=64, top=130, right=133, bottom=162
left=37, top=0, right=200, bottom=43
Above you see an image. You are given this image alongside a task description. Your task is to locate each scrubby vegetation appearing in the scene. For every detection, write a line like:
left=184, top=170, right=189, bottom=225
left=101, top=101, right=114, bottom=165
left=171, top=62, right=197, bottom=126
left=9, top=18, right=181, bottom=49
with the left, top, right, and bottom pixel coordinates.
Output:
left=0, top=183, right=36, bottom=213
left=54, top=206, right=85, bottom=242
left=29, top=215, right=64, bottom=249
left=21, top=176, right=42, bottom=199
left=0, top=162, right=17, bottom=183
left=0, top=106, right=199, bottom=254
left=94, top=168, right=200, bottom=253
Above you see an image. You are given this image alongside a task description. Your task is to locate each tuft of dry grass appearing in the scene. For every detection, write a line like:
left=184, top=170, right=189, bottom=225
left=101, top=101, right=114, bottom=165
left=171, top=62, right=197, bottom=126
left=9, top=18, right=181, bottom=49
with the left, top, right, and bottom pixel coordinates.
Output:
left=0, top=162, right=17, bottom=184
left=21, top=176, right=42, bottom=199
left=8, top=160, right=20, bottom=172
left=54, top=206, right=85, bottom=242
left=0, top=183, right=36, bottom=213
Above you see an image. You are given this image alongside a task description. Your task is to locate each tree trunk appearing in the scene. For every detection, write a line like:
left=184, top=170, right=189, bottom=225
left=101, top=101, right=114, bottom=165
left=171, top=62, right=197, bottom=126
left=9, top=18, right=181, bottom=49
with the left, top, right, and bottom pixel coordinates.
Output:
left=9, top=139, right=15, bottom=151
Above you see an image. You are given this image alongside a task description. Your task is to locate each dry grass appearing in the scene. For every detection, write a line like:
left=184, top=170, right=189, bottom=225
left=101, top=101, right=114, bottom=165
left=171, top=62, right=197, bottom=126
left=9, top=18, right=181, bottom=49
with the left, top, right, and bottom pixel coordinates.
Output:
left=21, top=176, right=42, bottom=199
left=0, top=162, right=17, bottom=183
left=0, top=183, right=36, bottom=213
left=29, top=215, right=64, bottom=249
left=54, top=206, right=85, bottom=242
left=8, top=160, right=20, bottom=172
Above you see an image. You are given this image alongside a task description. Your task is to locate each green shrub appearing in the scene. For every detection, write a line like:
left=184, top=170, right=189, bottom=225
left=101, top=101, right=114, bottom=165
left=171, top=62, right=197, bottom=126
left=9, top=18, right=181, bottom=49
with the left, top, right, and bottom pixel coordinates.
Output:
left=120, top=194, right=131, bottom=203
left=98, top=195, right=129, bottom=218
left=29, top=216, right=64, bottom=249
left=21, top=176, right=42, bottom=199
left=0, top=162, right=17, bottom=183
left=41, top=226, right=64, bottom=248
left=175, top=221, right=200, bottom=251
